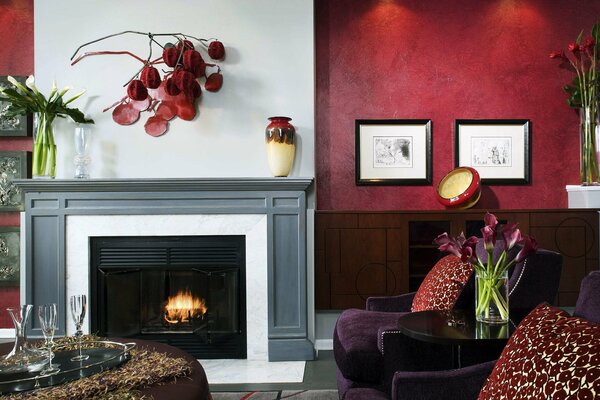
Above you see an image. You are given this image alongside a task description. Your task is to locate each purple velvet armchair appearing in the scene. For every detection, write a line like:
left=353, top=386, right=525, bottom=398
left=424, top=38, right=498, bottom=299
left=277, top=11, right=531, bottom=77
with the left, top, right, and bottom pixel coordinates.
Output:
left=334, top=240, right=563, bottom=400
left=378, top=270, right=600, bottom=400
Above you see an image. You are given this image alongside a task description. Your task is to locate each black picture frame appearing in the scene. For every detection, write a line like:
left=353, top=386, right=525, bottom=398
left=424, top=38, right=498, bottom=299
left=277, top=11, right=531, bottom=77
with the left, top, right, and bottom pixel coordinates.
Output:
left=0, top=76, right=32, bottom=137
left=355, top=119, right=432, bottom=185
left=0, top=227, right=20, bottom=287
left=0, top=151, right=31, bottom=211
left=455, top=119, right=531, bottom=184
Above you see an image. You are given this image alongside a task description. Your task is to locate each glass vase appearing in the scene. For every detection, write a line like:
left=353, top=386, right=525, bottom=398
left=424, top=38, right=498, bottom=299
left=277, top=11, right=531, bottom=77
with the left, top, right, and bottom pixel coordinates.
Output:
left=579, top=105, right=600, bottom=185
left=475, top=270, right=509, bottom=324
left=74, top=124, right=91, bottom=179
left=32, top=113, right=57, bottom=179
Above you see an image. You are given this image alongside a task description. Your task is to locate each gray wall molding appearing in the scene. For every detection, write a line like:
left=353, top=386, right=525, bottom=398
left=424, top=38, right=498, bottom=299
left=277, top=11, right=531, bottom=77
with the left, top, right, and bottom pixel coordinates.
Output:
left=15, top=178, right=315, bottom=361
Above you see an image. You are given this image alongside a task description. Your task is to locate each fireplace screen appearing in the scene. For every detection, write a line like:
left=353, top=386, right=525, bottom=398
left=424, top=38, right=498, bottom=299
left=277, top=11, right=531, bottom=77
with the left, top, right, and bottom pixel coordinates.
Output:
left=90, top=235, right=246, bottom=359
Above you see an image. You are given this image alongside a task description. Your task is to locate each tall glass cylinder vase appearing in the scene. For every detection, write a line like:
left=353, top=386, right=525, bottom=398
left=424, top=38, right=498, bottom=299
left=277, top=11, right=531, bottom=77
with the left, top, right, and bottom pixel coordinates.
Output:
left=580, top=105, right=600, bottom=185
left=74, top=124, right=91, bottom=179
left=475, top=270, right=509, bottom=324
left=32, top=113, right=57, bottom=179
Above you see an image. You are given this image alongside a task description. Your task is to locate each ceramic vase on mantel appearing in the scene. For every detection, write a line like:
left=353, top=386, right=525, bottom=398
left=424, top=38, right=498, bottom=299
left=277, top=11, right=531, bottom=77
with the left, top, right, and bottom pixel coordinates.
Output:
left=32, top=113, right=57, bottom=179
left=580, top=105, right=600, bottom=185
left=265, top=116, right=296, bottom=177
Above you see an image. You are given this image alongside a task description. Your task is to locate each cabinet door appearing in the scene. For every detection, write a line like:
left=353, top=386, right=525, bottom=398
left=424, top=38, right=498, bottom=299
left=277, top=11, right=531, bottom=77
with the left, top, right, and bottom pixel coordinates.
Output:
left=407, top=220, right=449, bottom=291
left=326, top=228, right=400, bottom=309
left=530, top=212, right=598, bottom=306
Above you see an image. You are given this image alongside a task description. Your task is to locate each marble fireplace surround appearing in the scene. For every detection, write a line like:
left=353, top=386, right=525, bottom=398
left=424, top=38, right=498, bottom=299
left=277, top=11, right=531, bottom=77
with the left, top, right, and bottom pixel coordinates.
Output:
left=15, top=178, right=314, bottom=362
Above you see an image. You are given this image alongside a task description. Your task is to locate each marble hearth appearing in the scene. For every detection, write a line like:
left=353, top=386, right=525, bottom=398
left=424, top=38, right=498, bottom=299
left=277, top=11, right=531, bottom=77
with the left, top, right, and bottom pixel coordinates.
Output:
left=15, top=178, right=314, bottom=362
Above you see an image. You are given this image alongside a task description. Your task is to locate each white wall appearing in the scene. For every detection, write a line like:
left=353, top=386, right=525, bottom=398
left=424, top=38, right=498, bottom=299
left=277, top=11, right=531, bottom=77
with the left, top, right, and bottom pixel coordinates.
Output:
left=35, top=0, right=314, bottom=180
left=35, top=0, right=325, bottom=347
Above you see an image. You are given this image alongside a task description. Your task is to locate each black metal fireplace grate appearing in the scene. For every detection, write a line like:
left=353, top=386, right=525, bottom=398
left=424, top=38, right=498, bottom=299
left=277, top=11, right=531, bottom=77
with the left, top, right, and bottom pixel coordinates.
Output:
left=90, top=235, right=247, bottom=359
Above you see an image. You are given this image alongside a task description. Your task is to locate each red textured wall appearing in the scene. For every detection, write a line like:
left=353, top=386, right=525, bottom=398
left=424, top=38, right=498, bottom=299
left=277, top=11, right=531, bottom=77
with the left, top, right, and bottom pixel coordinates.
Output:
left=0, top=0, right=34, bottom=327
left=315, top=0, right=598, bottom=210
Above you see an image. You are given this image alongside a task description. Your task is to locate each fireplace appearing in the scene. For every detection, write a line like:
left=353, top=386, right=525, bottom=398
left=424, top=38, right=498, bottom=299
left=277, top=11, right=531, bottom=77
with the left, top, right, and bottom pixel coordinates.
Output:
left=15, top=178, right=315, bottom=361
left=90, top=235, right=246, bottom=359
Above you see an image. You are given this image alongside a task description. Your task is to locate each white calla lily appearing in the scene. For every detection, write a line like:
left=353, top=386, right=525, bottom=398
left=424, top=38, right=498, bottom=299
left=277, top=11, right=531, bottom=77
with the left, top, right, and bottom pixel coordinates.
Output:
left=48, top=81, right=58, bottom=100
left=57, top=86, right=72, bottom=99
left=64, top=90, right=86, bottom=106
left=25, top=76, right=39, bottom=94
left=6, top=76, right=27, bottom=93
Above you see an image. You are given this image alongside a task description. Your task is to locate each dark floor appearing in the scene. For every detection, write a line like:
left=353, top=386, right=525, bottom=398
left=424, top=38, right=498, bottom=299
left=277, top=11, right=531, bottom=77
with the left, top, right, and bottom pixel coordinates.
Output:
left=209, top=350, right=337, bottom=392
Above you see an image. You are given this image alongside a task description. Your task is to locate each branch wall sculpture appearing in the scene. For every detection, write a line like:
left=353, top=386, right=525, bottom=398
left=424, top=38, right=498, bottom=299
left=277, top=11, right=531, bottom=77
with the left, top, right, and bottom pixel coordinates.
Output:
left=71, top=31, right=225, bottom=137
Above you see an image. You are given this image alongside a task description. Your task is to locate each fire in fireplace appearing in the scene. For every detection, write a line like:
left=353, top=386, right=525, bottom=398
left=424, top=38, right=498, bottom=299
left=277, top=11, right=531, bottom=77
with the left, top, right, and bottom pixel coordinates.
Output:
left=163, top=289, right=207, bottom=325
left=90, top=235, right=247, bottom=359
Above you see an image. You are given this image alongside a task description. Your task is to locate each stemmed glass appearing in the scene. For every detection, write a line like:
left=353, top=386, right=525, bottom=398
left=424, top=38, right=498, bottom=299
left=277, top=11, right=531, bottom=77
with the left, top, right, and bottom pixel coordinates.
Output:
left=38, top=303, right=60, bottom=374
left=69, top=294, right=89, bottom=362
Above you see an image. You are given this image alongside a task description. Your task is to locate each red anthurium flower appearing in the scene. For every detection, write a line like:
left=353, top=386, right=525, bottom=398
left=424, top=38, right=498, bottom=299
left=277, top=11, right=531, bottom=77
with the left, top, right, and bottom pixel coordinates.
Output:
left=549, top=50, right=567, bottom=60
left=584, top=37, right=595, bottom=51
left=568, top=42, right=581, bottom=55
left=502, top=223, right=522, bottom=250
left=515, top=236, right=538, bottom=263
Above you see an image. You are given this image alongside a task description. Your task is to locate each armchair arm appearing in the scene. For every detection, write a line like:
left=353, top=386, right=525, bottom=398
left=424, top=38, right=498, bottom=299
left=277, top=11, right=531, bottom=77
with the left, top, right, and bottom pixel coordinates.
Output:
left=367, top=292, right=415, bottom=312
left=392, top=360, right=496, bottom=400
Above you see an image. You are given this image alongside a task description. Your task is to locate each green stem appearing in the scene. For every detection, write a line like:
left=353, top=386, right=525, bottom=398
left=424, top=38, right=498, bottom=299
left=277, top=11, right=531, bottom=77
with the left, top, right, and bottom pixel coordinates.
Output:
left=32, top=112, right=56, bottom=178
left=476, top=273, right=508, bottom=322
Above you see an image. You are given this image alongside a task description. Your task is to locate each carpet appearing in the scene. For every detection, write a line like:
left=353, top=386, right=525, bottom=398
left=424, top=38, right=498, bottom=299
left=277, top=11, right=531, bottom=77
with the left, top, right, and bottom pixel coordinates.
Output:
left=211, top=390, right=339, bottom=400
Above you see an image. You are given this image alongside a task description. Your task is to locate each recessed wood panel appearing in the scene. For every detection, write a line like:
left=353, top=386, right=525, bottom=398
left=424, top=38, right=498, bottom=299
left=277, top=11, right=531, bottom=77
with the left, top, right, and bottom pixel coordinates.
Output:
left=315, top=210, right=600, bottom=310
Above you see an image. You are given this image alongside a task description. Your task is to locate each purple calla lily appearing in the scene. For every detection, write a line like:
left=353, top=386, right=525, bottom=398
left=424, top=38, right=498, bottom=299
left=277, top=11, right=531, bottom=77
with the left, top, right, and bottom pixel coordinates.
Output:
left=484, top=212, right=498, bottom=230
left=481, top=225, right=496, bottom=253
left=515, top=236, right=538, bottom=263
left=502, top=223, right=522, bottom=250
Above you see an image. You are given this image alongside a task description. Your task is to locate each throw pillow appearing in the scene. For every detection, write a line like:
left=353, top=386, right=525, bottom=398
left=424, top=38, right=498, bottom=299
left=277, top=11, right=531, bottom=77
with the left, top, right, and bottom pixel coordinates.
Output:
left=411, top=255, right=473, bottom=312
left=479, top=303, right=600, bottom=399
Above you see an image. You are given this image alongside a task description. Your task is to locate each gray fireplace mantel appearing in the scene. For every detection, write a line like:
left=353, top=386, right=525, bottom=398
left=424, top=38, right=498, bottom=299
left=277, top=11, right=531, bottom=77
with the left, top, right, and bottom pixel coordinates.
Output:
left=15, top=177, right=314, bottom=361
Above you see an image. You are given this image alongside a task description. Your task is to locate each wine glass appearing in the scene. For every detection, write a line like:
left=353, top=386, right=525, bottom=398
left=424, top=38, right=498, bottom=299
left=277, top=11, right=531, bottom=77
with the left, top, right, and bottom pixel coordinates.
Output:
left=38, top=303, right=60, bottom=374
left=69, top=295, right=89, bottom=362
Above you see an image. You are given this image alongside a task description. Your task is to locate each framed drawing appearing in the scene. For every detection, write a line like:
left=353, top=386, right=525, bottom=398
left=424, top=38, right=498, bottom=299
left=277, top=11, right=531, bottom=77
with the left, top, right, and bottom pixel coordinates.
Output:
left=455, top=119, right=531, bottom=184
left=355, top=119, right=432, bottom=185
left=0, top=151, right=31, bottom=211
left=0, top=76, right=32, bottom=137
left=0, top=227, right=20, bottom=286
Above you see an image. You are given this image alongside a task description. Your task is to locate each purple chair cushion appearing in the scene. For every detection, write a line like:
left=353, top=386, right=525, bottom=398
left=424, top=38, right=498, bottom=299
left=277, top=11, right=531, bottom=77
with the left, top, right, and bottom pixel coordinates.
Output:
left=574, top=270, right=600, bottom=324
left=345, top=387, right=390, bottom=400
left=334, top=308, right=404, bottom=383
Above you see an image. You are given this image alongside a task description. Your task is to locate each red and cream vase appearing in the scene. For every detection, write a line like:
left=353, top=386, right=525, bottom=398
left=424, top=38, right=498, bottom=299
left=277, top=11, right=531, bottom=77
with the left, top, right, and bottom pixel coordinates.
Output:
left=265, top=116, right=296, bottom=177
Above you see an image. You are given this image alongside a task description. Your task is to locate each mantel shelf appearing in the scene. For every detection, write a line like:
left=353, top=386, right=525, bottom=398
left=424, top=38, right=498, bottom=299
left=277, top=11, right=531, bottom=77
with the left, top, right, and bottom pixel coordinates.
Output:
left=14, top=177, right=314, bottom=193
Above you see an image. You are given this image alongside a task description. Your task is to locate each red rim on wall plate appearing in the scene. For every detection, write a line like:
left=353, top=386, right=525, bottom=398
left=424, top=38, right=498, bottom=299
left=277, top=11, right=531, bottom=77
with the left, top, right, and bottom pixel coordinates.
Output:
left=436, top=167, right=481, bottom=209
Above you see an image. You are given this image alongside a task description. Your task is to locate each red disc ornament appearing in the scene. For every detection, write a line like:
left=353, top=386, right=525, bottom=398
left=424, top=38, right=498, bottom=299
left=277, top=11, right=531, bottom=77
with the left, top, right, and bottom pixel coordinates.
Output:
left=436, top=167, right=481, bottom=209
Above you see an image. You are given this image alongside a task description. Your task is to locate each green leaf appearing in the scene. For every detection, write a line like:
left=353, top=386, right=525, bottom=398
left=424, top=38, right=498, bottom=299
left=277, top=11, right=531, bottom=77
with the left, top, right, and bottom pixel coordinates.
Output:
left=576, top=29, right=584, bottom=45
left=61, top=107, right=94, bottom=124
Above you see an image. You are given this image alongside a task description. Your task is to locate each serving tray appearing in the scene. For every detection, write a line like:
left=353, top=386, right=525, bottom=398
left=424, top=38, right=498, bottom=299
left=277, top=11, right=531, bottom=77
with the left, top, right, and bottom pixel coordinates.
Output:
left=0, top=340, right=135, bottom=394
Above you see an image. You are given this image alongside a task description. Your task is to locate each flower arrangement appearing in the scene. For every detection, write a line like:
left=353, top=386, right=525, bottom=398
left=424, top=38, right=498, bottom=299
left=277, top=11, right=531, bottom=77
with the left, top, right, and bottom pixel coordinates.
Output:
left=434, top=212, right=538, bottom=323
left=0, top=76, right=93, bottom=178
left=550, top=22, right=600, bottom=184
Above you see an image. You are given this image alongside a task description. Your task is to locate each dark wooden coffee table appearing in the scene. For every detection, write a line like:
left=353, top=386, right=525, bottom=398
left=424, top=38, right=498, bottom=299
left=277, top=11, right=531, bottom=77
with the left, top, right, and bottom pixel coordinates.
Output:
left=397, top=309, right=526, bottom=368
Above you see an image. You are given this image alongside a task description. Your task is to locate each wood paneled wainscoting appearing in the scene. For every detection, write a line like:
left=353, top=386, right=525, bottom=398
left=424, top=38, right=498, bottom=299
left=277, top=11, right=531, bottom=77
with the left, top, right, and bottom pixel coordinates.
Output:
left=315, top=210, right=599, bottom=310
